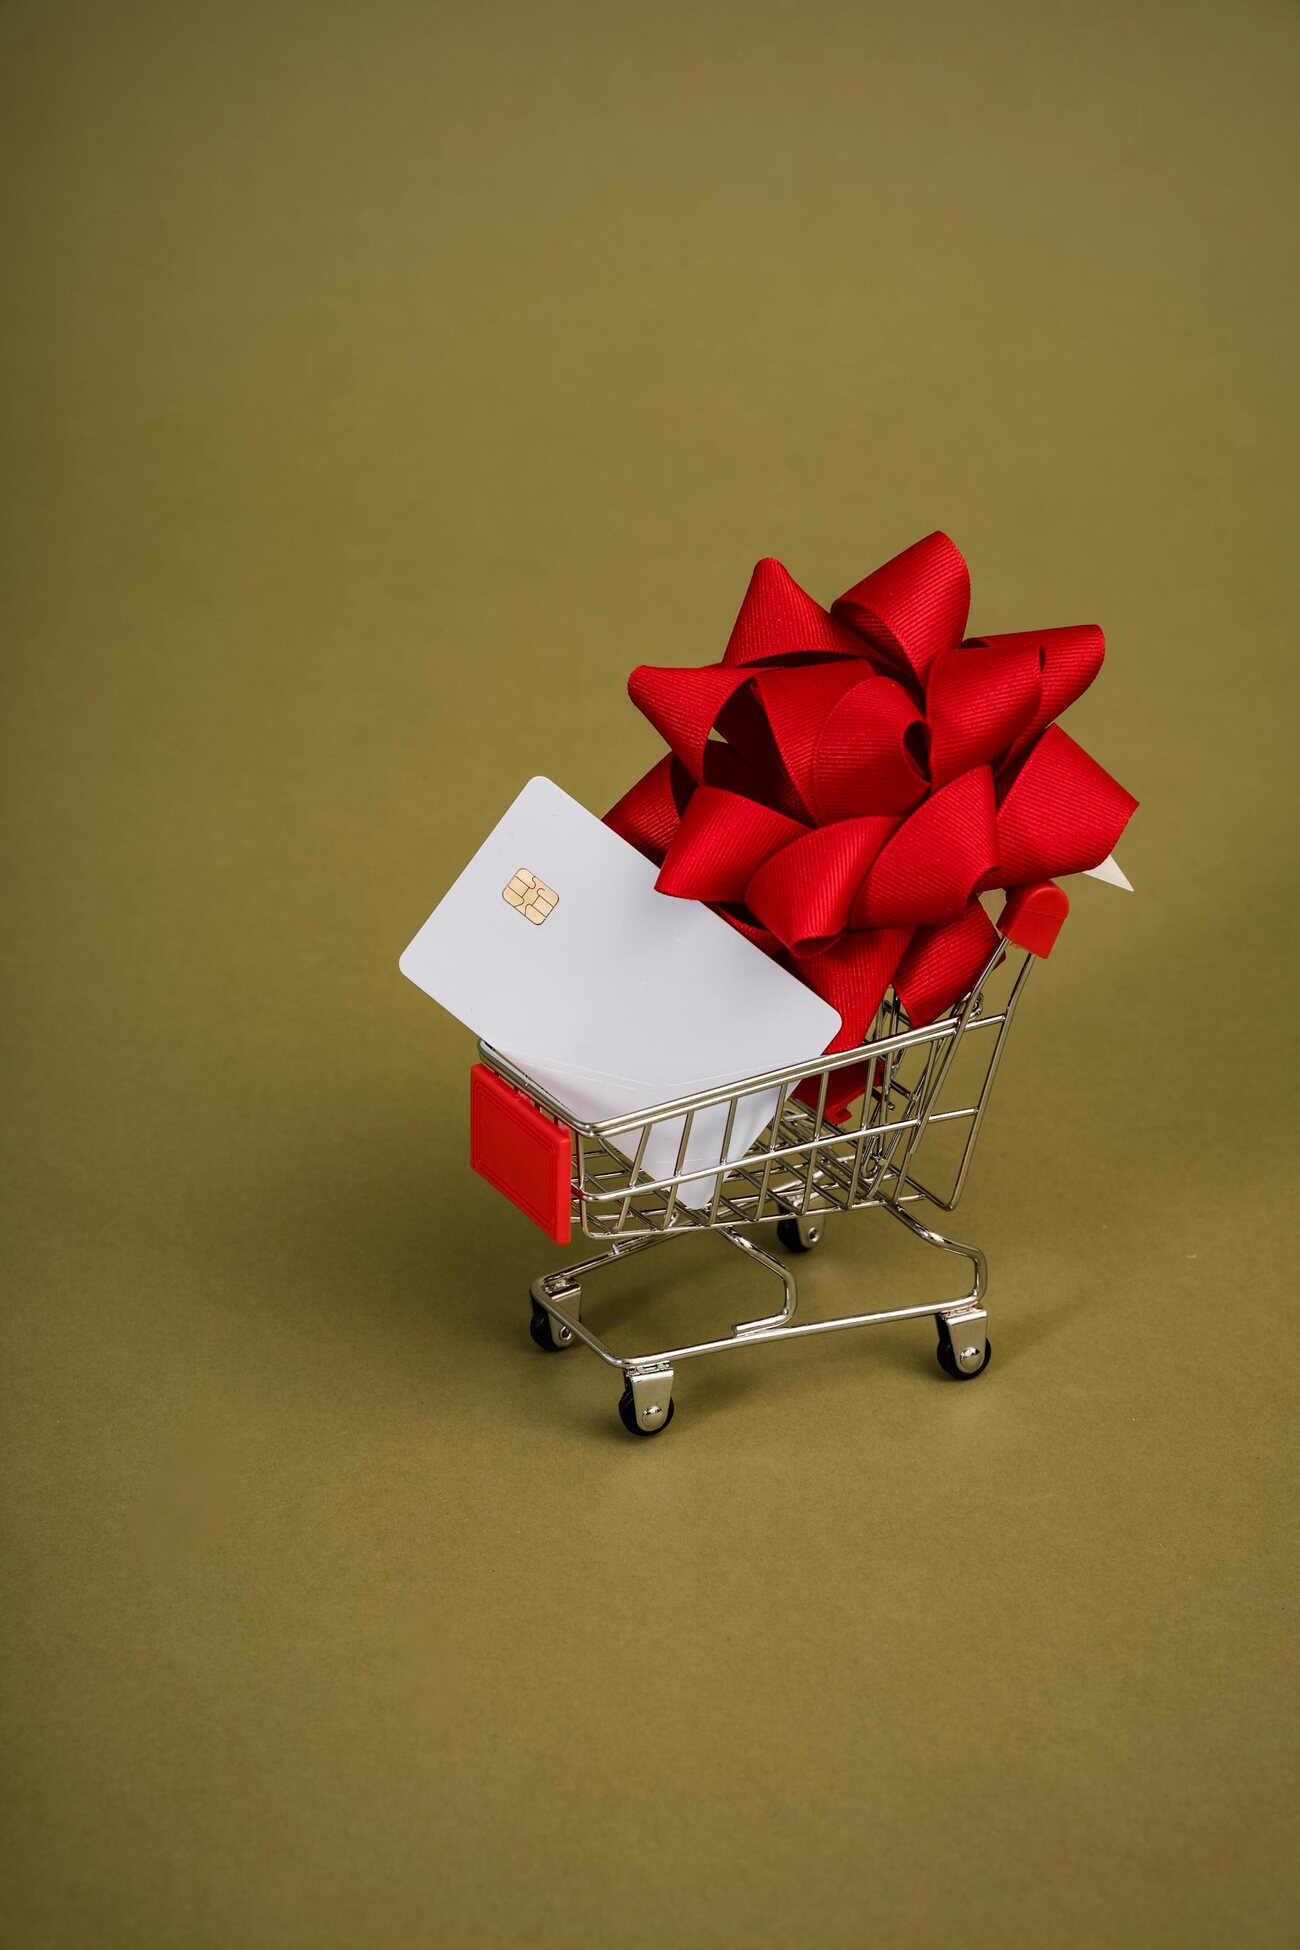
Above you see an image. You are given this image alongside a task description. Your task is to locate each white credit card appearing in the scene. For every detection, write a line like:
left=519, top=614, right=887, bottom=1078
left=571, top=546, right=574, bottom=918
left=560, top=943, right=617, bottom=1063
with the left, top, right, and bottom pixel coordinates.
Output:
left=399, top=777, right=841, bottom=1204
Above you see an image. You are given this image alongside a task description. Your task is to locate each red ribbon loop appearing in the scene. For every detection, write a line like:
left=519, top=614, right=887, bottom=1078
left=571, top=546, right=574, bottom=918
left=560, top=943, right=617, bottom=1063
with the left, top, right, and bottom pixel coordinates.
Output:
left=656, top=788, right=808, bottom=903
left=627, top=663, right=750, bottom=783
left=925, top=640, right=1041, bottom=787
left=605, top=753, right=690, bottom=863
left=809, top=676, right=929, bottom=820
left=831, top=532, right=970, bottom=685
left=895, top=902, right=1001, bottom=1028
left=747, top=817, right=900, bottom=956
left=994, top=724, right=1138, bottom=884
left=857, top=766, right=998, bottom=927
left=723, top=557, right=866, bottom=666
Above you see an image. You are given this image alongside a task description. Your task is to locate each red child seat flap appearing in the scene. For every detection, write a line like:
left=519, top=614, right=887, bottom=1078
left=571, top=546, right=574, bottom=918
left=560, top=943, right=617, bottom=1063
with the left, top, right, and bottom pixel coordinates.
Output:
left=469, top=1064, right=573, bottom=1244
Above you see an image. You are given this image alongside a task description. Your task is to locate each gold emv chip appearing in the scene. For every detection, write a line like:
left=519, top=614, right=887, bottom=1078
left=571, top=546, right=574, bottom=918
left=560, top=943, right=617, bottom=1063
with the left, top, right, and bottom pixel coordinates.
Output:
left=502, top=868, right=559, bottom=926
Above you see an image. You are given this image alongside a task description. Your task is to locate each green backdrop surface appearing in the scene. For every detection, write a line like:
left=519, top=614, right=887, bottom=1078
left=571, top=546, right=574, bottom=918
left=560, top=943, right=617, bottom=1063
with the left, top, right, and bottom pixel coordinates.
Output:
left=2, top=2, right=1297, bottom=1945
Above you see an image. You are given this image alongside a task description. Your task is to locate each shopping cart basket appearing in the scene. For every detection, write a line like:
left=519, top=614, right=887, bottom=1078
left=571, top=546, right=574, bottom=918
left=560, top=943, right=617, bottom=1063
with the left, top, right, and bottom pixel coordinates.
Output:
left=472, top=882, right=1065, bottom=1436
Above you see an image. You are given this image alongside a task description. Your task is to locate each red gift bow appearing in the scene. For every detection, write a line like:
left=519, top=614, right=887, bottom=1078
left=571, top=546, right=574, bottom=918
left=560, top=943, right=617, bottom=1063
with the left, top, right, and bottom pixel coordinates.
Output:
left=605, top=533, right=1137, bottom=1094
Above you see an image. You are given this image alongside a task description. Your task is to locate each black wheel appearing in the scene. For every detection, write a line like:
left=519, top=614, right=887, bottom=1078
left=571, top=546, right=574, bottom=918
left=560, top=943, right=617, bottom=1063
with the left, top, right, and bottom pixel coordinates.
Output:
left=617, top=1381, right=675, bottom=1437
left=529, top=1298, right=571, bottom=1353
left=777, top=1217, right=820, bottom=1253
left=935, top=1321, right=991, bottom=1380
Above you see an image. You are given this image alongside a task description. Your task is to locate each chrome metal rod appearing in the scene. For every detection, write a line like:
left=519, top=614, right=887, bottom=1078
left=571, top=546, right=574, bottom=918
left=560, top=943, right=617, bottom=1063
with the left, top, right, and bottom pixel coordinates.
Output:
left=881, top=1199, right=987, bottom=1300
left=534, top=1290, right=979, bottom=1373
left=721, top=1228, right=798, bottom=1333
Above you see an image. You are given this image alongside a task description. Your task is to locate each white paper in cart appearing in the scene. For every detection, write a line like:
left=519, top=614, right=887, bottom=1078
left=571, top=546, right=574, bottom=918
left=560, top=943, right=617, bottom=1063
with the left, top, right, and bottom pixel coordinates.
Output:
left=398, top=777, right=841, bottom=1207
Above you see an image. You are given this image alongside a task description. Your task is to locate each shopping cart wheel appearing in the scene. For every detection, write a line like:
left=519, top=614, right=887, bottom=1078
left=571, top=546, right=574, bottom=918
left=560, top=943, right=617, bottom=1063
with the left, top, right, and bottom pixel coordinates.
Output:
left=529, top=1297, right=574, bottom=1353
left=618, top=1373, right=675, bottom=1438
left=935, top=1317, right=991, bottom=1379
left=777, top=1217, right=822, bottom=1253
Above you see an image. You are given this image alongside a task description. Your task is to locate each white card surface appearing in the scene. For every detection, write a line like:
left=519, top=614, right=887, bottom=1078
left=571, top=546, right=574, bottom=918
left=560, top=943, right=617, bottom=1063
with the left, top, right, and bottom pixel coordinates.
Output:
left=399, top=778, right=841, bottom=1203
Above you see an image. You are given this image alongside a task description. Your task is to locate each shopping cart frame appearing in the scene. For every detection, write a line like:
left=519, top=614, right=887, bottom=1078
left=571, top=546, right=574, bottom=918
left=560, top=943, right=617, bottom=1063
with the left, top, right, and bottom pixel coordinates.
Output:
left=478, top=899, right=1050, bottom=1437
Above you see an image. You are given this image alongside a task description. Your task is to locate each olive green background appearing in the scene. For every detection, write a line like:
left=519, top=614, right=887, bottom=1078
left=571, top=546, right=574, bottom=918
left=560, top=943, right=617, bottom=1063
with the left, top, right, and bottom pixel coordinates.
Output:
left=2, top=1, right=1297, bottom=1944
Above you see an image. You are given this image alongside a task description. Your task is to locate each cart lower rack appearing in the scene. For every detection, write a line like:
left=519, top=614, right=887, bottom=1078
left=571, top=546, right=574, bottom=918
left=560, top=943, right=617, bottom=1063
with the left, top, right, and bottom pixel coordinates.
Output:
left=475, top=885, right=1063, bottom=1437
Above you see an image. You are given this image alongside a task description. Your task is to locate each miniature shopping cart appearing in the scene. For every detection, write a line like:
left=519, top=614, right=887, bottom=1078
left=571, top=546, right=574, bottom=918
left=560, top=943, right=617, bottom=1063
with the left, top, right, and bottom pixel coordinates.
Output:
left=470, top=884, right=1065, bottom=1437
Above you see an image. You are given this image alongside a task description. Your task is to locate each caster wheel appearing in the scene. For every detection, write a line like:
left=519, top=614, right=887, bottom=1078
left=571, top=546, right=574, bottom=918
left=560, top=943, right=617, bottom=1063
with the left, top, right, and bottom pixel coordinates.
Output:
left=777, top=1217, right=821, bottom=1253
left=935, top=1323, right=991, bottom=1379
left=617, top=1381, right=675, bottom=1437
left=529, top=1297, right=573, bottom=1353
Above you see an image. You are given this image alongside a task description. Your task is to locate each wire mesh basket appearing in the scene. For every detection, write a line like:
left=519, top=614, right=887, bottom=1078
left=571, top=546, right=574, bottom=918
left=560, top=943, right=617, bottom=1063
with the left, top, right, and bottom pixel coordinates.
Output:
left=475, top=894, right=1055, bottom=1437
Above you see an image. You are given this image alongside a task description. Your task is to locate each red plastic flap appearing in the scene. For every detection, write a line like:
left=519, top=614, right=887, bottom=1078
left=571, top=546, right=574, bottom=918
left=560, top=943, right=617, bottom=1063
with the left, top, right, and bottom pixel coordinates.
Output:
left=997, top=880, right=1069, bottom=958
left=469, top=1064, right=572, bottom=1244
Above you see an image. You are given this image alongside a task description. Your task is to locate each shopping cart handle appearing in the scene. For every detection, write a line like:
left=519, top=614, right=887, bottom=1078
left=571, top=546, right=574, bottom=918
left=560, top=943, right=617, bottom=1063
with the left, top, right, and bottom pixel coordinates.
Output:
left=996, top=880, right=1069, bottom=957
